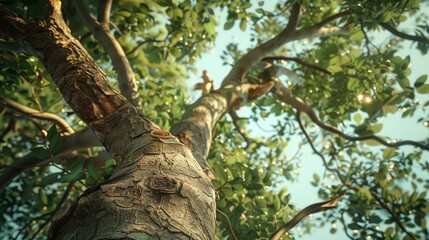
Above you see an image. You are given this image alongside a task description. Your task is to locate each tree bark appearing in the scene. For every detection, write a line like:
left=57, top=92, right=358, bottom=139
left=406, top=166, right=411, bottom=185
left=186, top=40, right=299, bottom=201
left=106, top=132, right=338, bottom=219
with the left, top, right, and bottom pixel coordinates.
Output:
left=0, top=1, right=215, bottom=239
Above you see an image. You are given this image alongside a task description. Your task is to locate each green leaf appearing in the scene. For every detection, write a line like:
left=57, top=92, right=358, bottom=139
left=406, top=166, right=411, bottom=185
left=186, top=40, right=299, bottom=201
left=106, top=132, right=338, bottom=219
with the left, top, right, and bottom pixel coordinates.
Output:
left=363, top=139, right=381, bottom=146
left=398, top=78, right=411, bottom=88
left=204, top=22, right=215, bottom=35
left=368, top=215, right=382, bottom=224
left=273, top=195, right=281, bottom=210
left=382, top=147, right=396, bottom=159
left=328, top=65, right=342, bottom=74
left=369, top=123, right=383, bottom=134
left=39, top=190, right=48, bottom=205
left=255, top=198, right=266, bottom=209
left=414, top=74, right=427, bottom=88
left=239, top=18, right=247, bottom=31
left=224, top=19, right=234, bottom=30
left=353, top=113, right=363, bottom=124
left=31, top=146, right=50, bottom=159
left=60, top=160, right=85, bottom=183
left=222, top=187, right=235, bottom=198
left=347, top=78, right=359, bottom=90
left=48, top=126, right=63, bottom=153
left=41, top=172, right=61, bottom=186
left=416, top=84, right=429, bottom=94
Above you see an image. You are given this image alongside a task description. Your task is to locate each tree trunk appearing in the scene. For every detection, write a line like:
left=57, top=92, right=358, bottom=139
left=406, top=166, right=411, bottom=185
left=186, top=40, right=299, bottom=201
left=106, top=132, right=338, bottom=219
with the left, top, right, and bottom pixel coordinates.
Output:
left=0, top=1, right=216, bottom=239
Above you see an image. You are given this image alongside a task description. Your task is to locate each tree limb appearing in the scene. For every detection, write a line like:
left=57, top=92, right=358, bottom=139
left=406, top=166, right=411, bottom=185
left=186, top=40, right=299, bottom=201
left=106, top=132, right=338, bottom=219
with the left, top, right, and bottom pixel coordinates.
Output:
left=379, top=21, right=429, bottom=43
left=270, top=191, right=346, bottom=240
left=0, top=129, right=101, bottom=191
left=0, top=96, right=74, bottom=135
left=97, top=0, right=112, bottom=25
left=222, top=3, right=302, bottom=85
left=171, top=7, right=352, bottom=176
left=272, top=81, right=429, bottom=151
left=223, top=6, right=351, bottom=86
left=296, top=113, right=417, bottom=239
left=74, top=0, right=141, bottom=108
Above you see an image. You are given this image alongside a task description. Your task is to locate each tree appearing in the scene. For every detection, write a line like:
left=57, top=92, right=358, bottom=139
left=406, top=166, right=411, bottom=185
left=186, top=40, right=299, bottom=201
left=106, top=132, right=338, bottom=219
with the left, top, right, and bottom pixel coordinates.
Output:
left=0, top=0, right=428, bottom=239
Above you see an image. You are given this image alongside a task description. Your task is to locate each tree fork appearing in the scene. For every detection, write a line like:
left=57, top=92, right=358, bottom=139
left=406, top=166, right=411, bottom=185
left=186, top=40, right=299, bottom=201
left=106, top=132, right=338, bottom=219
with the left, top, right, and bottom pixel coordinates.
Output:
left=0, top=1, right=216, bottom=239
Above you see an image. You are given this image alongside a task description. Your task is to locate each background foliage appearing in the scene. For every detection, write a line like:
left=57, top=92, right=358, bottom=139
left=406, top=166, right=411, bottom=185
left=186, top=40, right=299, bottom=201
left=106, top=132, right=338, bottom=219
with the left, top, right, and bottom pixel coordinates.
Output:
left=0, top=0, right=428, bottom=239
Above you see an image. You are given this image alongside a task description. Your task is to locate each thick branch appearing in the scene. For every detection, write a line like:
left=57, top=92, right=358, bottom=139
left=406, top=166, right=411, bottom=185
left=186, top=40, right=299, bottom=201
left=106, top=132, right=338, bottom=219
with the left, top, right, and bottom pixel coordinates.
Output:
left=97, top=0, right=112, bottom=25
left=0, top=0, right=161, bottom=163
left=0, top=129, right=101, bottom=191
left=222, top=3, right=302, bottom=85
left=171, top=81, right=276, bottom=177
left=169, top=8, right=353, bottom=175
left=0, top=96, right=74, bottom=135
left=74, top=0, right=141, bottom=108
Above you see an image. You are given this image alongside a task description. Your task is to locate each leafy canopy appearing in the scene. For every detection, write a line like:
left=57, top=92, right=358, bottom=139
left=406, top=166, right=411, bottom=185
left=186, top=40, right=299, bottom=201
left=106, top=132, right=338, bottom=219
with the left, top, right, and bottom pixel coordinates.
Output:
left=0, top=0, right=428, bottom=239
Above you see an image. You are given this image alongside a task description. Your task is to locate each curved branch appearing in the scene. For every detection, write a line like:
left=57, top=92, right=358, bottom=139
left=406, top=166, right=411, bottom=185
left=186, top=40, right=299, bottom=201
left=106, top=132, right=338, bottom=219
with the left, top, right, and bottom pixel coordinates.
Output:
left=222, top=3, right=302, bottom=85
left=126, top=39, right=162, bottom=56
left=216, top=209, right=238, bottom=240
left=272, top=82, right=429, bottom=151
left=97, top=0, right=112, bottom=25
left=297, top=109, right=417, bottom=239
left=170, top=7, right=353, bottom=177
left=271, top=191, right=346, bottom=240
left=379, top=21, right=429, bottom=43
left=74, top=0, right=141, bottom=108
left=0, top=129, right=101, bottom=191
left=0, top=96, right=74, bottom=135
left=223, top=6, right=351, bottom=86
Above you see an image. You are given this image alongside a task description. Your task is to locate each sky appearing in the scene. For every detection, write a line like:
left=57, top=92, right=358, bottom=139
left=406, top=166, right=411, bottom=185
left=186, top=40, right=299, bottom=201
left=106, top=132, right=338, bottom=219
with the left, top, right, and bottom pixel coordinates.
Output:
left=186, top=2, right=428, bottom=240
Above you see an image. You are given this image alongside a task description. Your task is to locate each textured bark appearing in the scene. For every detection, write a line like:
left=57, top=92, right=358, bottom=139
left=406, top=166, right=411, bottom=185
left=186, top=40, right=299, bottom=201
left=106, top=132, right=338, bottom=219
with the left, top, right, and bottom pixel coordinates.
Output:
left=51, top=120, right=215, bottom=239
left=0, top=1, right=215, bottom=239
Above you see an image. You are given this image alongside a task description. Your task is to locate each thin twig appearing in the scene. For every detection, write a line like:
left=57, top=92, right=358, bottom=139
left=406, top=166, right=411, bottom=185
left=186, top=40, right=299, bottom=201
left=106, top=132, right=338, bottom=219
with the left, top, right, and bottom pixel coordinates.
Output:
left=296, top=110, right=417, bottom=239
left=126, top=39, right=162, bottom=56
left=216, top=209, right=238, bottom=240
left=370, top=191, right=418, bottom=240
left=359, top=19, right=380, bottom=55
left=228, top=110, right=251, bottom=149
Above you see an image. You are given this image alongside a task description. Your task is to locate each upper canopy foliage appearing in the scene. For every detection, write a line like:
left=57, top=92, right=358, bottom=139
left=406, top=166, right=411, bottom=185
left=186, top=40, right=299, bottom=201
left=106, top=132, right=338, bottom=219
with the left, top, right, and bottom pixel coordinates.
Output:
left=0, top=0, right=428, bottom=239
